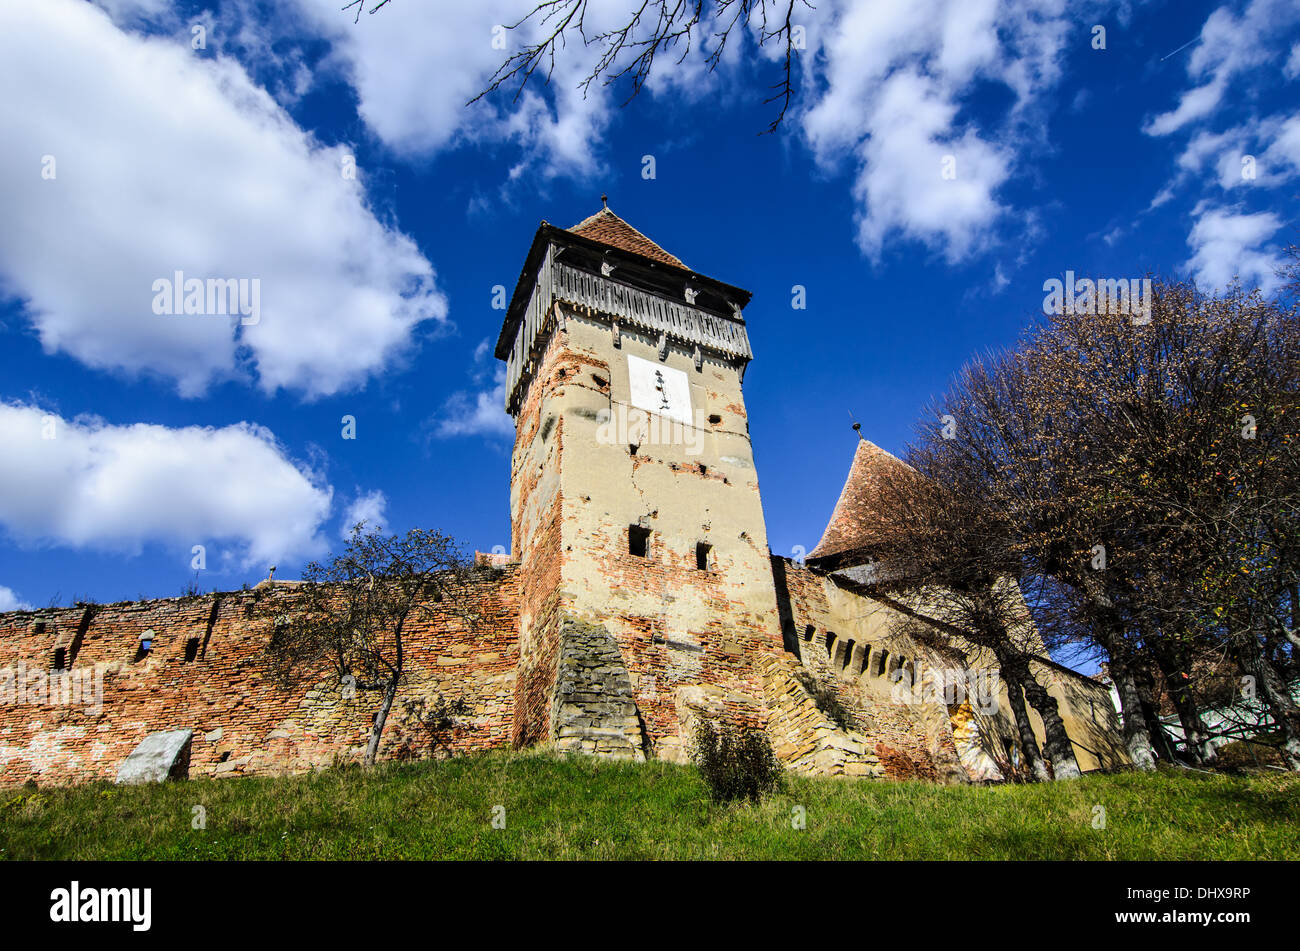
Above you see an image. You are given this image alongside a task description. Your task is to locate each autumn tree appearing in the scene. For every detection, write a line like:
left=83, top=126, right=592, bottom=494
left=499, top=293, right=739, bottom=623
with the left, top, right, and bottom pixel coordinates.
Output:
left=874, top=277, right=1299, bottom=773
left=1024, top=280, right=1300, bottom=769
left=860, top=364, right=1084, bottom=782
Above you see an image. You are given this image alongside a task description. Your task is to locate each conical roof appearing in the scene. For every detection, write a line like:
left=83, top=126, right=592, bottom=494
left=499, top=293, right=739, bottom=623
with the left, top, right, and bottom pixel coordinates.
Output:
left=566, top=206, right=688, bottom=269
left=808, top=437, right=912, bottom=563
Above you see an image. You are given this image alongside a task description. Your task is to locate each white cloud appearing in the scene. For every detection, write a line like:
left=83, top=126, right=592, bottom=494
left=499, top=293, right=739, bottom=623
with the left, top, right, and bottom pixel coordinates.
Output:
left=435, top=364, right=514, bottom=439
left=1141, top=1, right=1300, bottom=264
left=0, top=403, right=333, bottom=567
left=1145, top=78, right=1229, bottom=137
left=1260, top=115, right=1300, bottom=180
left=1171, top=116, right=1300, bottom=192
left=1286, top=43, right=1300, bottom=78
left=850, top=69, right=1012, bottom=262
left=93, top=0, right=174, bottom=22
left=1146, top=185, right=1176, bottom=211
left=288, top=0, right=613, bottom=180
left=0, top=586, right=32, bottom=612
left=796, top=0, right=1074, bottom=262
left=1186, top=205, right=1284, bottom=294
left=180, top=0, right=321, bottom=108
left=0, top=0, right=446, bottom=399
left=340, top=490, right=387, bottom=538
left=431, top=339, right=514, bottom=439
left=1145, top=0, right=1300, bottom=136
left=1176, top=126, right=1246, bottom=187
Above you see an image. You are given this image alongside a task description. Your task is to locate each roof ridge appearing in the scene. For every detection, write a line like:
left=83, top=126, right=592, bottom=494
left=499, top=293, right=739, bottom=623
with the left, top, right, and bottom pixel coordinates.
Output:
left=567, top=206, right=617, bottom=232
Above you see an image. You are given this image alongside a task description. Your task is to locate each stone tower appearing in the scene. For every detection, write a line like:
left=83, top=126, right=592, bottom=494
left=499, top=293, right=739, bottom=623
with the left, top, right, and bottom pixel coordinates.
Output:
left=496, top=204, right=784, bottom=761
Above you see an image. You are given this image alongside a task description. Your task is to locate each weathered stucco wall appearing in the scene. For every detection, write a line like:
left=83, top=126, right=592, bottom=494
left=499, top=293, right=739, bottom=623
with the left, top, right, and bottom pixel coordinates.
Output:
left=774, top=557, right=1127, bottom=777
left=0, top=568, right=520, bottom=787
left=514, top=307, right=788, bottom=763
left=774, top=558, right=969, bottom=780
left=510, top=325, right=571, bottom=748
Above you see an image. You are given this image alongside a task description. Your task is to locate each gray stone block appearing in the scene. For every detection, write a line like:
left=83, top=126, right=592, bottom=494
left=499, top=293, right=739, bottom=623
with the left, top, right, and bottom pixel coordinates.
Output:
left=115, top=729, right=193, bottom=784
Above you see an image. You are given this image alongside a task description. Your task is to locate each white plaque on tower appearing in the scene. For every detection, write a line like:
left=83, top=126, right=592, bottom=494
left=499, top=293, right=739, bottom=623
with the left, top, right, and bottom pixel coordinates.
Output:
left=627, top=353, right=692, bottom=426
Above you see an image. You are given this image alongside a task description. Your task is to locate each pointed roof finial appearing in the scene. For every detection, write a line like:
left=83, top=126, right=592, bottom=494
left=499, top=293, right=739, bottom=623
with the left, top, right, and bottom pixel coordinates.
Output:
left=601, top=193, right=609, bottom=210
left=852, top=421, right=863, bottom=440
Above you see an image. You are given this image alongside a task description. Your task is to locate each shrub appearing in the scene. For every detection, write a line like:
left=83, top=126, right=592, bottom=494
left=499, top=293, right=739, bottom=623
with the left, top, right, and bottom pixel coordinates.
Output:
left=692, top=720, right=782, bottom=803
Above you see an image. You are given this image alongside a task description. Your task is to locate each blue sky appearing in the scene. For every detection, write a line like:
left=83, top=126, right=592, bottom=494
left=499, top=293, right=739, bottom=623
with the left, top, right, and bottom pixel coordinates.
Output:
left=0, top=0, right=1297, bottom=614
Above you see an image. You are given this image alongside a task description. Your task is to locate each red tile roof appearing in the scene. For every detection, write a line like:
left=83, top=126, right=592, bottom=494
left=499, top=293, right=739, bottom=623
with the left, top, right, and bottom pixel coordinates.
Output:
left=567, top=207, right=687, bottom=269
left=808, top=438, right=912, bottom=562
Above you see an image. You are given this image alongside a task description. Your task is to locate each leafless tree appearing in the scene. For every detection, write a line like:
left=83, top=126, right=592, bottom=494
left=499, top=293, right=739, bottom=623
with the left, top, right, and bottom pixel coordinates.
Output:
left=474, top=0, right=811, bottom=132
left=346, top=0, right=812, bottom=133
left=341, top=0, right=394, bottom=25
left=261, top=524, right=476, bottom=766
left=855, top=438, right=1082, bottom=782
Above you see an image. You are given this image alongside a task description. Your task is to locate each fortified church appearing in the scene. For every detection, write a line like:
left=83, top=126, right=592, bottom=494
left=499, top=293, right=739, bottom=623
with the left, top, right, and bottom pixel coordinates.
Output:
left=0, top=206, right=1126, bottom=786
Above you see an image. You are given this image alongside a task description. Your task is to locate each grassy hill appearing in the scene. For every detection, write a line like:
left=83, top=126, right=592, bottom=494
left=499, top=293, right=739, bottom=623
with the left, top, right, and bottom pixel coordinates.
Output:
left=2, top=751, right=1297, bottom=860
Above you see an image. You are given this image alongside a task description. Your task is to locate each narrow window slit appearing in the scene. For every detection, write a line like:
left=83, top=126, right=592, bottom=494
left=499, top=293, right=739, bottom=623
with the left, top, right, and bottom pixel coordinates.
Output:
left=629, top=525, right=650, bottom=558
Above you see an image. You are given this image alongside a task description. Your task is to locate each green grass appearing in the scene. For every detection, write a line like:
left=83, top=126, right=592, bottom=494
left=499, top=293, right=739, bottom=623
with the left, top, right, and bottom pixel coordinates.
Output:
left=2, top=752, right=1297, bottom=860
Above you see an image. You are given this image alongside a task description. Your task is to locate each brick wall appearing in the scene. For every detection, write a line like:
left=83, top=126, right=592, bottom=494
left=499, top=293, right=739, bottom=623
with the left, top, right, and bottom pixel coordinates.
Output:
left=510, top=325, right=574, bottom=748
left=0, top=567, right=520, bottom=787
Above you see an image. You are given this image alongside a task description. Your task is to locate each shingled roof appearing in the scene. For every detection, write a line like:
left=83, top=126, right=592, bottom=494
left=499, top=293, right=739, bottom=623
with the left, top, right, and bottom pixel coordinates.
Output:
left=807, top=437, right=912, bottom=564
left=566, top=206, right=688, bottom=269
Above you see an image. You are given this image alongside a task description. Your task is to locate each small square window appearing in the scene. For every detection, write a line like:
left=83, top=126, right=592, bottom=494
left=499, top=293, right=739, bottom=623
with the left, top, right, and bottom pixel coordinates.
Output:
left=52, top=648, right=66, bottom=671
left=185, top=637, right=200, bottom=663
left=629, top=525, right=650, bottom=558
left=695, top=542, right=712, bottom=571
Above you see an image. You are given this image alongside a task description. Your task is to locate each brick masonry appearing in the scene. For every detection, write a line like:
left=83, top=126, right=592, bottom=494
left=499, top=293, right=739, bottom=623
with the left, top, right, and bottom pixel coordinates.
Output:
left=0, top=568, right=519, bottom=786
